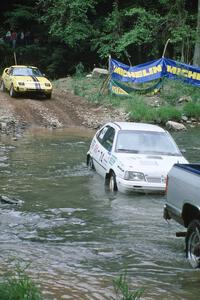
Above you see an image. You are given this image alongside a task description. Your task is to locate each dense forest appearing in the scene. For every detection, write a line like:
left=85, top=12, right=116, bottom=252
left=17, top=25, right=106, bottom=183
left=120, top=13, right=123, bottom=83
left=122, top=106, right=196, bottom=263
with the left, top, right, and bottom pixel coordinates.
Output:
left=0, top=0, right=199, bottom=78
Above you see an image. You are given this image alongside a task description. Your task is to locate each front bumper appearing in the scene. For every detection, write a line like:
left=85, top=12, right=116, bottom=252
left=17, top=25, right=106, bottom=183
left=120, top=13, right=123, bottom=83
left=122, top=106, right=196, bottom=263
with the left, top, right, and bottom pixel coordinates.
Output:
left=15, top=86, right=52, bottom=94
left=117, top=177, right=165, bottom=193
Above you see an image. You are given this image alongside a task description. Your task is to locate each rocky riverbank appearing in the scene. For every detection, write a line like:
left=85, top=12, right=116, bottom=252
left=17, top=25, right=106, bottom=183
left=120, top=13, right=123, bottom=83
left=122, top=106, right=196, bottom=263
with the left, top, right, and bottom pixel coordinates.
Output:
left=0, top=86, right=128, bottom=138
left=0, top=79, right=199, bottom=138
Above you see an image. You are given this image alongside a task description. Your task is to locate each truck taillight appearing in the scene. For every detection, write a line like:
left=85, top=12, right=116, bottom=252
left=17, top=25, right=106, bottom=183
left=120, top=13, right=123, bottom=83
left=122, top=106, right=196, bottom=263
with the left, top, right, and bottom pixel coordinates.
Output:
left=165, top=175, right=168, bottom=194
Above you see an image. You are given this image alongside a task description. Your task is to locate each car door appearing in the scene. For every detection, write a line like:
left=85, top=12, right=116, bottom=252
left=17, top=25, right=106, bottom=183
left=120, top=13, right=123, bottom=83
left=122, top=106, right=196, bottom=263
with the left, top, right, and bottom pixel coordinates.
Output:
left=93, top=125, right=116, bottom=177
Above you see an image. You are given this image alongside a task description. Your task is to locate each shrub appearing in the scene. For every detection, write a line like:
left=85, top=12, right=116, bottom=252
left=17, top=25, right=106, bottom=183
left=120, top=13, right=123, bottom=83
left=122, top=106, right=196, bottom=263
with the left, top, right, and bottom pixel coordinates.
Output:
left=127, top=97, right=157, bottom=122
left=75, top=62, right=85, bottom=77
left=113, top=272, right=144, bottom=300
left=160, top=79, right=200, bottom=105
left=0, top=266, right=42, bottom=300
left=156, top=106, right=182, bottom=122
left=183, top=102, right=200, bottom=118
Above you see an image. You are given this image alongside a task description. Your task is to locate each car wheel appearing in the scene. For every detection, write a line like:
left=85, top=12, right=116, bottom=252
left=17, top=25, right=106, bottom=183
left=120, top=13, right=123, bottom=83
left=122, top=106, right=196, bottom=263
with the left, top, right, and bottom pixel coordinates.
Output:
left=0, top=80, right=6, bottom=92
left=186, top=219, right=200, bottom=268
left=9, top=84, right=17, bottom=98
left=108, top=171, right=118, bottom=192
left=45, top=93, right=52, bottom=99
left=87, top=156, right=95, bottom=170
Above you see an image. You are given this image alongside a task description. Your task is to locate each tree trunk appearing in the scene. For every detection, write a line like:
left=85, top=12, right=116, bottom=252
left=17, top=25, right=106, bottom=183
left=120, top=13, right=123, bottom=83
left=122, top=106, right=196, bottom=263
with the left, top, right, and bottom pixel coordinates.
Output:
left=193, top=0, right=200, bottom=66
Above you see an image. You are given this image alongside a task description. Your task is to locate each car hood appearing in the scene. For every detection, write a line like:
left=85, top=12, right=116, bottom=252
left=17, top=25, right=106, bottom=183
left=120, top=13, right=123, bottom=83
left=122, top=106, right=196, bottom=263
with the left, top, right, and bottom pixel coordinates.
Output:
left=13, top=76, right=51, bottom=85
left=115, top=153, right=188, bottom=175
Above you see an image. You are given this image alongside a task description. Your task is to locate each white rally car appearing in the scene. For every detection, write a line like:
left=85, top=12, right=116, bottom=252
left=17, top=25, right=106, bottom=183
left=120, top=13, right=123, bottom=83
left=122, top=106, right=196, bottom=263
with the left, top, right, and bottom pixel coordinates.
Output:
left=87, top=122, right=188, bottom=193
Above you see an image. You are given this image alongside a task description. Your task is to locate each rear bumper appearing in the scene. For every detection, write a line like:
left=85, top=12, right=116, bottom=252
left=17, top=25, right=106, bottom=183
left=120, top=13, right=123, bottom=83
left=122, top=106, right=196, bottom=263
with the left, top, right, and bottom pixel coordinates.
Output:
left=163, top=203, right=185, bottom=226
left=163, top=205, right=171, bottom=220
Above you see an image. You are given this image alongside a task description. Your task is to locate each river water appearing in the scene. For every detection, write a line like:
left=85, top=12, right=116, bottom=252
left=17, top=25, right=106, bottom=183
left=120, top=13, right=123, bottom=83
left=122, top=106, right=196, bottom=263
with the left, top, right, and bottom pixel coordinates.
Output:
left=0, top=127, right=199, bottom=300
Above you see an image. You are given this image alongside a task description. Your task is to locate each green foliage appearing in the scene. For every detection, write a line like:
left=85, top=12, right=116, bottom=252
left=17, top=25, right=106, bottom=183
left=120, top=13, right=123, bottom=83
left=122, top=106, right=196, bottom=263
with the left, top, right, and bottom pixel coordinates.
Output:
left=39, top=0, right=96, bottom=47
left=4, top=4, right=38, bottom=29
left=183, top=102, right=200, bottom=118
left=118, top=8, right=160, bottom=48
left=112, top=272, right=144, bottom=300
left=160, top=79, right=200, bottom=104
left=0, top=265, right=42, bottom=300
left=93, top=6, right=161, bottom=59
left=128, top=98, right=181, bottom=123
left=158, top=0, right=195, bottom=62
left=127, top=97, right=157, bottom=122
left=75, top=62, right=85, bottom=77
left=16, top=45, right=47, bottom=67
left=1, top=0, right=198, bottom=76
left=44, top=47, right=70, bottom=79
left=71, top=75, right=126, bottom=106
left=0, top=42, right=14, bottom=69
left=157, top=106, right=182, bottom=122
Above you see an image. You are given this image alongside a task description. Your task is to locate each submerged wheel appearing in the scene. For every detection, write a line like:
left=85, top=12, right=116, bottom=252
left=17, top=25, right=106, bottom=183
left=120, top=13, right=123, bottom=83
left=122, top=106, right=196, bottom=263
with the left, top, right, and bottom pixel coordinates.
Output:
left=108, top=171, right=118, bottom=192
left=87, top=156, right=95, bottom=170
left=9, top=84, right=17, bottom=98
left=0, top=80, right=6, bottom=92
left=186, top=219, right=200, bottom=268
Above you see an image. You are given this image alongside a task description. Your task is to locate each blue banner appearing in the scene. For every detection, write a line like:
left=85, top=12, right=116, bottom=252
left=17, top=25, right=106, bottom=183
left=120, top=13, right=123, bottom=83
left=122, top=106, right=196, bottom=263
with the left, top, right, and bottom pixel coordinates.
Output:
left=163, top=58, right=200, bottom=87
left=110, top=58, right=164, bottom=84
left=110, top=58, right=200, bottom=87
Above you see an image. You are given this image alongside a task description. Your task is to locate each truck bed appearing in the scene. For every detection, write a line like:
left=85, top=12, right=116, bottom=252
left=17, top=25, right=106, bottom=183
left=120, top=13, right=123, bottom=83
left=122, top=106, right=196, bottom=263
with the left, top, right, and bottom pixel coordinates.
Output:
left=165, top=163, right=200, bottom=227
left=174, top=163, right=200, bottom=175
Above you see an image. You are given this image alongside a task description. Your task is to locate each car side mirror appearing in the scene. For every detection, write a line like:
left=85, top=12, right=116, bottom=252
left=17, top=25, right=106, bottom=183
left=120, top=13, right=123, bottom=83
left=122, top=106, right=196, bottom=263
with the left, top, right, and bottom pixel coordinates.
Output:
left=5, top=68, right=9, bottom=74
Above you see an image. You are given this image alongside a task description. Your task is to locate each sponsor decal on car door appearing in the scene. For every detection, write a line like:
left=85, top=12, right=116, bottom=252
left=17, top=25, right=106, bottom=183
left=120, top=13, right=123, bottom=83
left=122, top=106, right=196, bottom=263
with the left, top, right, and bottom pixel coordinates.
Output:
left=93, top=126, right=115, bottom=177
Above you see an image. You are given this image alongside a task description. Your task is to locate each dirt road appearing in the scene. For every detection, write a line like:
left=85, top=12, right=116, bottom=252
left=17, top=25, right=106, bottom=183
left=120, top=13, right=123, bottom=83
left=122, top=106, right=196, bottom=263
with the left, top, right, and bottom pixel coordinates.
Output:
left=0, top=84, right=127, bottom=135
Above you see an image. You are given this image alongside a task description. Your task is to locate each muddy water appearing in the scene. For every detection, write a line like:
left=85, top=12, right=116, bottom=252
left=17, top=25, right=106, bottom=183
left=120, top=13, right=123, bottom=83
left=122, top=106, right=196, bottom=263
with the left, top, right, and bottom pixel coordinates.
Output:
left=0, top=127, right=199, bottom=300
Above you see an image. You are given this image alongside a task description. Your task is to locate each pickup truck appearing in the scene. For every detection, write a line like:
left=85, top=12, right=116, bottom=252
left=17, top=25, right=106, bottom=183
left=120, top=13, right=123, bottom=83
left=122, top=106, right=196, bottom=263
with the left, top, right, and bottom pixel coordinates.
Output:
left=164, top=163, right=200, bottom=268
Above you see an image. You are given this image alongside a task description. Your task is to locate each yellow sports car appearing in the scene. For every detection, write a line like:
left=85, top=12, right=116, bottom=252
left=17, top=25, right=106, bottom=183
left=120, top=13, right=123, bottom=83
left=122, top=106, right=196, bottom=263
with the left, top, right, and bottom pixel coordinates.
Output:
left=0, top=65, right=52, bottom=99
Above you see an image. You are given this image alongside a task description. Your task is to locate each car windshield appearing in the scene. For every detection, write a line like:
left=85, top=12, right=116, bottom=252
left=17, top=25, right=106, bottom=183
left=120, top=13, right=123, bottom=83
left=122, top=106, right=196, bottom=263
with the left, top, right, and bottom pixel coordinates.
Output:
left=115, top=130, right=181, bottom=156
left=12, top=67, right=43, bottom=77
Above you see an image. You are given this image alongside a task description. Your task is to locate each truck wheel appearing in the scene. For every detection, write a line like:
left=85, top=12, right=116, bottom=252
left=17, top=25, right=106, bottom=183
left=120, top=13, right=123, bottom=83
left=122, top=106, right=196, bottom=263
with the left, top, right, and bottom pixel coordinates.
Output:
left=186, top=219, right=200, bottom=268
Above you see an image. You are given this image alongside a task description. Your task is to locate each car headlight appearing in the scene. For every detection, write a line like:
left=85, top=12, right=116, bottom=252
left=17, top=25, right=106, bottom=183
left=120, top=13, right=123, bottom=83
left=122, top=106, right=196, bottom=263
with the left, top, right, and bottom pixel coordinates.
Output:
left=18, top=82, right=25, bottom=86
left=124, top=171, right=145, bottom=181
left=45, top=83, right=51, bottom=87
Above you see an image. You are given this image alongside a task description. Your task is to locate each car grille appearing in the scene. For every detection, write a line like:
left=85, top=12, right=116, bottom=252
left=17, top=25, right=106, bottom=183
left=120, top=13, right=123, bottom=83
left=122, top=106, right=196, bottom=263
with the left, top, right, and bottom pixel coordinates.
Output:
left=146, top=176, right=162, bottom=183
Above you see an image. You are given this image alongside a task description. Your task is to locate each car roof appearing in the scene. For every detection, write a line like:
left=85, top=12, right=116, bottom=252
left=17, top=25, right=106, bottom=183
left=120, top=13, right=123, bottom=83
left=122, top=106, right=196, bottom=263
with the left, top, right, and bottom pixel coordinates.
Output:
left=111, top=122, right=165, bottom=132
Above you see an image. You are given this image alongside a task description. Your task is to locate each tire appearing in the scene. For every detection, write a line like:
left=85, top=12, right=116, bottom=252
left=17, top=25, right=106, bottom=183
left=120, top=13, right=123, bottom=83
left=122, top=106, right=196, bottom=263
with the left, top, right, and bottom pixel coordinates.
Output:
left=45, top=93, right=52, bottom=99
left=9, top=84, right=17, bottom=98
left=88, top=156, right=95, bottom=170
left=0, top=80, right=6, bottom=92
left=108, top=171, right=118, bottom=192
left=186, top=219, right=200, bottom=268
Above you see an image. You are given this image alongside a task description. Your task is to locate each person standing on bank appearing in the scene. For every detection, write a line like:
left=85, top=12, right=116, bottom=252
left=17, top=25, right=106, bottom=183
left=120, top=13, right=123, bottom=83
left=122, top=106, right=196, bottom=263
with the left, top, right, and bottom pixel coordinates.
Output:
left=11, top=30, right=17, bottom=48
left=5, top=30, right=11, bottom=44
